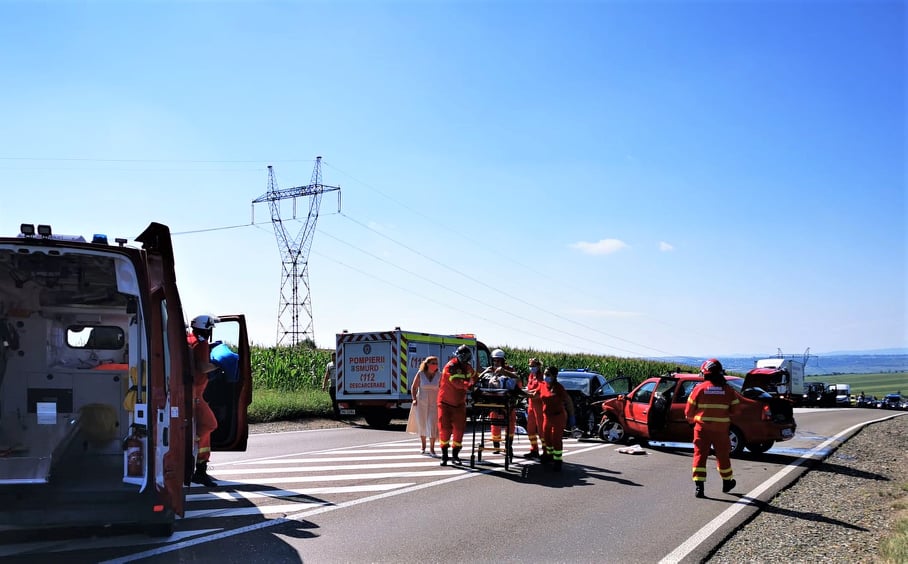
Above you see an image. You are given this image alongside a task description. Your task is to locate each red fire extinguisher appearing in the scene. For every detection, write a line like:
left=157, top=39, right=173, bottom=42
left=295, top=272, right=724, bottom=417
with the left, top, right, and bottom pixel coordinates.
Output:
left=125, top=425, right=144, bottom=477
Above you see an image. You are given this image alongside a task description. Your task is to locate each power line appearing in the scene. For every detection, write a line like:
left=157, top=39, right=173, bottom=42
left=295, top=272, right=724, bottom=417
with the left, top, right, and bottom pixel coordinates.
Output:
left=337, top=212, right=676, bottom=357
left=322, top=159, right=723, bottom=347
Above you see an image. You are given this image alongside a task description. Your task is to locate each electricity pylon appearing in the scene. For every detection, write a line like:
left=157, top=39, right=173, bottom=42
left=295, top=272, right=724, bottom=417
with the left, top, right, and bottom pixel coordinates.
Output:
left=252, top=156, right=340, bottom=347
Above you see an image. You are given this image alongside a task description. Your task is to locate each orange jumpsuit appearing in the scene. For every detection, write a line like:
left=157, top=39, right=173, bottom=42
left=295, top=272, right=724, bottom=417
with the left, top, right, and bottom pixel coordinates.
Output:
left=539, top=381, right=571, bottom=463
left=188, top=333, right=218, bottom=463
left=525, top=373, right=544, bottom=454
left=489, top=366, right=518, bottom=446
left=437, top=357, right=476, bottom=453
left=684, top=381, right=740, bottom=484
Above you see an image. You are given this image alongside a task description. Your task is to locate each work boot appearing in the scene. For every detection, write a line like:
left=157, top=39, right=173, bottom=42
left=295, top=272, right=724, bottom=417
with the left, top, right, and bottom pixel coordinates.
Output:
left=191, top=461, right=217, bottom=487
left=553, top=459, right=562, bottom=472
left=722, top=479, right=737, bottom=493
left=451, top=446, right=463, bottom=466
left=540, top=451, right=553, bottom=464
left=440, top=446, right=449, bottom=466
left=492, top=441, right=501, bottom=454
left=694, top=482, right=705, bottom=498
left=522, top=449, right=539, bottom=459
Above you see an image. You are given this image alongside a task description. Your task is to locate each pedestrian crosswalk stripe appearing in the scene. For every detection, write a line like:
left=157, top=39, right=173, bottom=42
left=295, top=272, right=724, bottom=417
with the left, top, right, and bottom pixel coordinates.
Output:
left=203, top=469, right=463, bottom=487
left=187, top=483, right=414, bottom=502
left=212, top=460, right=463, bottom=475
left=183, top=502, right=326, bottom=520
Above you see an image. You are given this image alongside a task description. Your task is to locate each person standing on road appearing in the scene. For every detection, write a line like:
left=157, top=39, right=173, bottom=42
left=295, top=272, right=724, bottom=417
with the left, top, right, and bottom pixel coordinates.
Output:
left=437, top=345, right=477, bottom=466
left=522, top=358, right=545, bottom=458
left=685, top=358, right=741, bottom=498
left=411, top=356, right=440, bottom=456
left=187, top=315, right=220, bottom=487
left=321, top=351, right=340, bottom=419
left=536, top=366, right=575, bottom=471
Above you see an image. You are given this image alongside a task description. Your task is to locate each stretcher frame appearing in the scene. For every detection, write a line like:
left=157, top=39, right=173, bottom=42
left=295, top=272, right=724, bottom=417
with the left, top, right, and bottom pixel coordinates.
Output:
left=468, top=388, right=524, bottom=471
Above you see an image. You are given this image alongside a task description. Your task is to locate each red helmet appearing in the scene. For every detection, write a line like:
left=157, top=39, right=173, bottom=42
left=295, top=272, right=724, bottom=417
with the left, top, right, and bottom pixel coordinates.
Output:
left=700, top=358, right=725, bottom=377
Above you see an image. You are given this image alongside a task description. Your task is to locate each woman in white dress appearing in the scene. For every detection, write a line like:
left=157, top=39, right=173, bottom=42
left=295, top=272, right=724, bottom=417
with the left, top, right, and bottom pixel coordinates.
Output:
left=411, top=356, right=441, bottom=455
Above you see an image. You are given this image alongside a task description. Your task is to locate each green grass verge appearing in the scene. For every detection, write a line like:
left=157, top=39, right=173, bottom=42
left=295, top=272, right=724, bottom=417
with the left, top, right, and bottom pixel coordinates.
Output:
left=805, top=372, right=908, bottom=399
left=880, top=505, right=908, bottom=563
left=249, top=388, right=333, bottom=423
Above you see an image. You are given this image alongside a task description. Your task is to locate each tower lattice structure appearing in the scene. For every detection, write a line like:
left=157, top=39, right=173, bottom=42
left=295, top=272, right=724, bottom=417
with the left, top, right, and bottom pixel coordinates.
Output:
left=252, top=156, right=340, bottom=347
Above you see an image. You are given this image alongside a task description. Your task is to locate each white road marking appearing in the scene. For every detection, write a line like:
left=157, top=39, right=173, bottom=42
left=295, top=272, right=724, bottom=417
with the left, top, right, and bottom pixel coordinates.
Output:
left=186, top=483, right=414, bottom=503
left=0, top=529, right=221, bottom=557
left=184, top=502, right=326, bottom=519
left=659, top=413, right=906, bottom=564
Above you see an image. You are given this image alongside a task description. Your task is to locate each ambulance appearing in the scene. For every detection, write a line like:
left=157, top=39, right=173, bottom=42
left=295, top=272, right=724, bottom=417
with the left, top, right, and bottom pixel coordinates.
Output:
left=335, top=329, right=491, bottom=428
left=0, top=223, right=251, bottom=536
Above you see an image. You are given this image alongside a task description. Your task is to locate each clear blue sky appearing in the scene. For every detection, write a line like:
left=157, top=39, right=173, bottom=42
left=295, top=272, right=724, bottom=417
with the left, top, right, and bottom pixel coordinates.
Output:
left=1, top=1, right=905, bottom=358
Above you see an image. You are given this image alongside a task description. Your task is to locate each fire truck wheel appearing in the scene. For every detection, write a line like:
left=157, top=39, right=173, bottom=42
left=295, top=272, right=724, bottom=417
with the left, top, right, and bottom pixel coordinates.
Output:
left=364, top=412, right=392, bottom=429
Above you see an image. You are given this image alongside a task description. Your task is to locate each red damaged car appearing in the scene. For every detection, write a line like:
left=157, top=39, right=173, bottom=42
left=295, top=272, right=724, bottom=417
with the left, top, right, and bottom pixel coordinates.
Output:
left=597, top=372, right=797, bottom=455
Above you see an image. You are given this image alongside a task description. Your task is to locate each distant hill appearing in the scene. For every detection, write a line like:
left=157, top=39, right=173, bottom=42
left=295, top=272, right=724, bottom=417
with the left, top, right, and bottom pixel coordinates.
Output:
left=650, top=353, right=908, bottom=376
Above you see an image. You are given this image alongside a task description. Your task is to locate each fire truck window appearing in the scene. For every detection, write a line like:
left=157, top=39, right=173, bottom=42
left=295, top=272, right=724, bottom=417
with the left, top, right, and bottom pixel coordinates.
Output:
left=67, top=326, right=124, bottom=350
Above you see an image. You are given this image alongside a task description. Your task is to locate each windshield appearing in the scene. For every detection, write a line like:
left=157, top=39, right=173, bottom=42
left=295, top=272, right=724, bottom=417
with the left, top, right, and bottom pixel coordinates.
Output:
left=725, top=377, right=744, bottom=392
left=558, top=376, right=591, bottom=395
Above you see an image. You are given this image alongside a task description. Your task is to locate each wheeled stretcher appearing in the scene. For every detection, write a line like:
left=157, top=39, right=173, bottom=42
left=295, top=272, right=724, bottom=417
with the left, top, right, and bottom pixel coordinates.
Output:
left=468, top=387, right=525, bottom=471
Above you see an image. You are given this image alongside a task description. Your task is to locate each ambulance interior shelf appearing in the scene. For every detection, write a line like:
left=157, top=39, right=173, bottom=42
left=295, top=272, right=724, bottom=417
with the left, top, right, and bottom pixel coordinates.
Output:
left=0, top=364, right=135, bottom=486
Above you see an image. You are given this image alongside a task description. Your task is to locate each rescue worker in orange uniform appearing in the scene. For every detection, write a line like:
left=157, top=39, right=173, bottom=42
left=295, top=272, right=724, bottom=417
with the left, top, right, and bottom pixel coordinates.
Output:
left=535, top=366, right=575, bottom=471
left=437, top=345, right=477, bottom=466
left=187, top=315, right=220, bottom=487
left=522, top=358, right=545, bottom=458
left=685, top=358, right=741, bottom=498
left=484, top=348, right=519, bottom=457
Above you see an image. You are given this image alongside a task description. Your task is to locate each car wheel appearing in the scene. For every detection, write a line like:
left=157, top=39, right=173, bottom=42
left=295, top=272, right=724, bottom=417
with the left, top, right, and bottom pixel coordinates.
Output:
left=729, top=427, right=745, bottom=456
left=598, top=417, right=628, bottom=444
left=745, top=441, right=774, bottom=454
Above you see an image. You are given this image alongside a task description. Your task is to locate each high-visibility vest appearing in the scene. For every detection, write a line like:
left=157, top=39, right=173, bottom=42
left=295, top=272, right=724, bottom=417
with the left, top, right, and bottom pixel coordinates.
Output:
left=685, top=382, right=740, bottom=425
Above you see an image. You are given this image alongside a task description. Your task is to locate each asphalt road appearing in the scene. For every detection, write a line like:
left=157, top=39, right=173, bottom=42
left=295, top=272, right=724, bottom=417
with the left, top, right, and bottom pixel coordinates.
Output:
left=0, top=408, right=889, bottom=564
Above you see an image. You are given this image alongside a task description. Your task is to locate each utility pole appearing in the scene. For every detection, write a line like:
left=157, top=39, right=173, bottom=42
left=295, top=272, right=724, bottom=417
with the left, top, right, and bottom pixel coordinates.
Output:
left=252, top=156, right=340, bottom=347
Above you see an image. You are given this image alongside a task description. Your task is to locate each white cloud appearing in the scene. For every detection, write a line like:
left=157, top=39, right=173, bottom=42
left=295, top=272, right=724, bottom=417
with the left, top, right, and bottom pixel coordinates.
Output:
left=570, top=238, right=628, bottom=255
left=659, top=241, right=674, bottom=252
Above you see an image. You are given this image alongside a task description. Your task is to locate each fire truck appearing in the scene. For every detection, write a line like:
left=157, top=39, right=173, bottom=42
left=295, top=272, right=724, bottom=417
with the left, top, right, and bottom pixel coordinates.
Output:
left=0, top=223, right=251, bottom=536
left=335, top=329, right=491, bottom=428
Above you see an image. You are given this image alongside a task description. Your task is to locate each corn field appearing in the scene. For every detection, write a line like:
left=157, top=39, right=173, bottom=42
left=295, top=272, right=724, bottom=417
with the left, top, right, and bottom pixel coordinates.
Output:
left=251, top=344, right=700, bottom=392
left=251, top=346, right=331, bottom=392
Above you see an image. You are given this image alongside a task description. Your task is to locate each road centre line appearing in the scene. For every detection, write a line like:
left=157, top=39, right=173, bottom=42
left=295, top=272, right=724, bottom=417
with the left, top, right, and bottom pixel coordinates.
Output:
left=659, top=413, right=906, bottom=564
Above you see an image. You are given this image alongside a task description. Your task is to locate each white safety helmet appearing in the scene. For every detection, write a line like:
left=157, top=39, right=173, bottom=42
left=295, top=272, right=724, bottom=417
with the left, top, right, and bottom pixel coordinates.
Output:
left=190, top=315, right=219, bottom=331
left=491, top=349, right=506, bottom=360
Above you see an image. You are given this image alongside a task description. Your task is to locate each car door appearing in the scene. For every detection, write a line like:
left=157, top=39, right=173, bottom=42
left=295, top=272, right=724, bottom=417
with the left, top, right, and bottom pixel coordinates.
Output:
left=647, top=378, right=679, bottom=440
left=205, top=314, right=252, bottom=451
left=624, top=380, right=657, bottom=435
left=661, top=378, right=698, bottom=442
